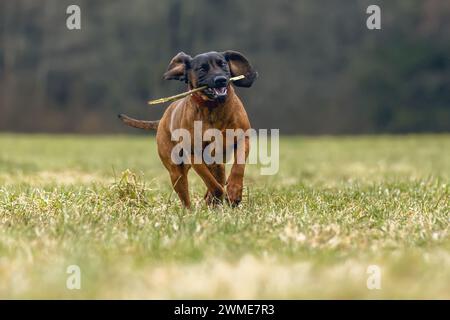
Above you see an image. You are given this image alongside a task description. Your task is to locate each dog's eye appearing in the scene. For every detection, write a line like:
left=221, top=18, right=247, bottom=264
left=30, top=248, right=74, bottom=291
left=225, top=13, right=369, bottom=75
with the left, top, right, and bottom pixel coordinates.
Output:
left=217, top=60, right=226, bottom=68
left=200, top=64, right=209, bottom=71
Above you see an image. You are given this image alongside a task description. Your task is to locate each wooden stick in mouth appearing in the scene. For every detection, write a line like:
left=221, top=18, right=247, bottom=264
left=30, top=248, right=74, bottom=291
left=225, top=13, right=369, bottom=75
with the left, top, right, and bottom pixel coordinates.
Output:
left=147, top=75, right=245, bottom=105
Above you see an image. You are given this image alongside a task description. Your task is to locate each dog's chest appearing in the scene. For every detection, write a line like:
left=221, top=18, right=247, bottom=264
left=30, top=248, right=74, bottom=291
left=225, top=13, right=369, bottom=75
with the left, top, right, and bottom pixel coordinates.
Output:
left=196, top=107, right=229, bottom=131
left=207, top=111, right=220, bottom=125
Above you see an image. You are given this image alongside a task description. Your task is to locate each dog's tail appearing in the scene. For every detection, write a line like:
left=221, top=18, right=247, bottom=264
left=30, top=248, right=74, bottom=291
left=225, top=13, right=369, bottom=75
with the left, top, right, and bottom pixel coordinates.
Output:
left=118, top=114, right=159, bottom=131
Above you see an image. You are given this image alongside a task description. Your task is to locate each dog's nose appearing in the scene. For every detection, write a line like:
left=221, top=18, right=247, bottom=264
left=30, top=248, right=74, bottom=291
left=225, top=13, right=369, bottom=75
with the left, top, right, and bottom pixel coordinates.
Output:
left=214, top=76, right=227, bottom=87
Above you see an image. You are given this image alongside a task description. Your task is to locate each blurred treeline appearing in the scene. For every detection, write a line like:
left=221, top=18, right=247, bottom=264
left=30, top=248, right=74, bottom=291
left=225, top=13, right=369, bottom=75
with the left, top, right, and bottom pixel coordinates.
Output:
left=0, top=0, right=449, bottom=134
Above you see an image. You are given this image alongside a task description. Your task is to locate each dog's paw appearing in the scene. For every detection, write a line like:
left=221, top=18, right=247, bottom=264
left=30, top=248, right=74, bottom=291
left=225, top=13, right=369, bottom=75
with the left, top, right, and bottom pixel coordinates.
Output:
left=204, top=188, right=224, bottom=207
left=226, top=183, right=243, bottom=207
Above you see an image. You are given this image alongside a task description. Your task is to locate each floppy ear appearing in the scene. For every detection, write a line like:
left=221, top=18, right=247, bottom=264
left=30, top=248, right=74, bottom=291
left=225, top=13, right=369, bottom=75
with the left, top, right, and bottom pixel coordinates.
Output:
left=163, top=52, right=192, bottom=82
left=222, top=50, right=258, bottom=87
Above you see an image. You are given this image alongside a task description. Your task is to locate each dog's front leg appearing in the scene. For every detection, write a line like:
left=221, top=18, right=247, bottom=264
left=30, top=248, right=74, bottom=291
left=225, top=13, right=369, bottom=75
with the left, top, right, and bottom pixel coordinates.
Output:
left=226, top=135, right=249, bottom=207
left=192, top=162, right=225, bottom=205
left=204, top=164, right=226, bottom=205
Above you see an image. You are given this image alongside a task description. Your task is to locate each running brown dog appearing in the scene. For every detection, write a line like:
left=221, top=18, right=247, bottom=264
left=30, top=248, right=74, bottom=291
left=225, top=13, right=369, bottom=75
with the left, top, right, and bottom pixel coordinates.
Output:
left=119, top=50, right=257, bottom=208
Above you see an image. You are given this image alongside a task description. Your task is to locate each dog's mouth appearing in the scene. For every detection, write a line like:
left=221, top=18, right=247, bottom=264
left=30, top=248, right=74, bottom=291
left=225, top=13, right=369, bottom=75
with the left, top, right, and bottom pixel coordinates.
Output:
left=202, top=86, right=228, bottom=101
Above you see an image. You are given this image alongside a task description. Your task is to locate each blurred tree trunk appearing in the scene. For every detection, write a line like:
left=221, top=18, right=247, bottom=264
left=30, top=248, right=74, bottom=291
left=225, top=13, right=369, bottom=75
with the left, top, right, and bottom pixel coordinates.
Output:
left=168, top=0, right=181, bottom=53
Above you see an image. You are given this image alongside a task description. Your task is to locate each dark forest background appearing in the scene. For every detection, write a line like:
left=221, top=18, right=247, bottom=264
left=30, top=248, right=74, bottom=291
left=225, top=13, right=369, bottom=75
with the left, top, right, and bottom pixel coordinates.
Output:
left=0, top=0, right=449, bottom=134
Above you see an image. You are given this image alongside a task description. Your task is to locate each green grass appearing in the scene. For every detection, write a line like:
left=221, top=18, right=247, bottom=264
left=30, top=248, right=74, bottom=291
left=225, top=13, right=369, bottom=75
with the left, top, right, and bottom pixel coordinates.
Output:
left=0, top=133, right=449, bottom=299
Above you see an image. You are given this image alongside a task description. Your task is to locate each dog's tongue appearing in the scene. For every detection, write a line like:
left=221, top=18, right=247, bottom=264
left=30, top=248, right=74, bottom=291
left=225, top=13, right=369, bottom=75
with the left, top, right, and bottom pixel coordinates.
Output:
left=213, top=87, right=227, bottom=95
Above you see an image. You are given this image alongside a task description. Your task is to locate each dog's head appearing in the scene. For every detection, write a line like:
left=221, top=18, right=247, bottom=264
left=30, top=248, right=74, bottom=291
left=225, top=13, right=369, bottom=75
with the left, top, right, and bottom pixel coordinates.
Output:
left=163, top=51, right=257, bottom=103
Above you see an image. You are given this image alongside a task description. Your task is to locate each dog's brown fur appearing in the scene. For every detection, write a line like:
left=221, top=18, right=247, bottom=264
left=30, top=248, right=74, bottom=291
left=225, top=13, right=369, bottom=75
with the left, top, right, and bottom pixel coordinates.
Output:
left=119, top=51, right=257, bottom=208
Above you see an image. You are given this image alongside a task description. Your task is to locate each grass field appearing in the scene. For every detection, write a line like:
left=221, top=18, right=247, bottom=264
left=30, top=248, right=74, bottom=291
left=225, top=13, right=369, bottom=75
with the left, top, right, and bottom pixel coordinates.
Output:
left=0, top=133, right=449, bottom=299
